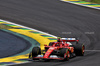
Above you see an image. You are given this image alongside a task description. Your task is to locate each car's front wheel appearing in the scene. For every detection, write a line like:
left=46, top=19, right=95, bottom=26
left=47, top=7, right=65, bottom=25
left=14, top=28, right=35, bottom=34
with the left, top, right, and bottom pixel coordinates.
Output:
left=29, top=47, right=41, bottom=60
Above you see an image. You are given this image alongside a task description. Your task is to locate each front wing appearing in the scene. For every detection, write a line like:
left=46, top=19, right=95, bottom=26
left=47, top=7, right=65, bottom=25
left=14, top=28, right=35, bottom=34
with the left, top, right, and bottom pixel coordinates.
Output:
left=33, top=55, right=64, bottom=60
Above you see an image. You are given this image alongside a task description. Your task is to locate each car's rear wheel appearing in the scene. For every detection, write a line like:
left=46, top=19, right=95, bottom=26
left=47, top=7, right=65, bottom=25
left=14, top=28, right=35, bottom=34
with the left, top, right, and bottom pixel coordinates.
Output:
left=73, top=44, right=85, bottom=56
left=60, top=48, right=70, bottom=61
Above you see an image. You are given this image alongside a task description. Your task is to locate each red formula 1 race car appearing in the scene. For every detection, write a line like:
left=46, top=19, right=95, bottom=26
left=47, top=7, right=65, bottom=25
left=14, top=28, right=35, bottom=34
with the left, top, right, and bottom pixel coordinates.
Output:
left=29, top=38, right=85, bottom=61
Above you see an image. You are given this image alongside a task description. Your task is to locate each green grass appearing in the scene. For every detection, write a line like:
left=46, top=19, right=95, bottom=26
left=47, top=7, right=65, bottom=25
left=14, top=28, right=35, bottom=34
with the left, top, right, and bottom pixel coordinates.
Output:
left=81, top=0, right=100, bottom=4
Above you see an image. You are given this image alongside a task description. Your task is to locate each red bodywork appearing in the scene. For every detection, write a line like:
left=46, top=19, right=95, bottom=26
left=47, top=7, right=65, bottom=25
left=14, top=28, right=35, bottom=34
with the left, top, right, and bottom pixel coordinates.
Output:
left=33, top=39, right=79, bottom=60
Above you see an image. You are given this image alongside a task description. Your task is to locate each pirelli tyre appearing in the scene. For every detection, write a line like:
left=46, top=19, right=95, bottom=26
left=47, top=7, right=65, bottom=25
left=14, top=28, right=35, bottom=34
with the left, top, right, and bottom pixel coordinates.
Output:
left=74, top=44, right=85, bottom=56
left=31, top=47, right=41, bottom=60
left=60, top=48, right=70, bottom=61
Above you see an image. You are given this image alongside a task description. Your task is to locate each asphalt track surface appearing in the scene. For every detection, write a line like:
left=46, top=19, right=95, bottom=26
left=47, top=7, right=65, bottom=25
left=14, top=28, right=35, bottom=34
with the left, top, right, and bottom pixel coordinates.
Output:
left=0, top=30, right=31, bottom=58
left=0, top=0, right=100, bottom=66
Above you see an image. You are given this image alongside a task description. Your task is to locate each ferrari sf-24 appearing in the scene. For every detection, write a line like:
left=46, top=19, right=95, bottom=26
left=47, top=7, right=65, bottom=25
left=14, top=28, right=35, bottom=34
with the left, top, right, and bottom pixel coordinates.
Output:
left=29, top=38, right=85, bottom=61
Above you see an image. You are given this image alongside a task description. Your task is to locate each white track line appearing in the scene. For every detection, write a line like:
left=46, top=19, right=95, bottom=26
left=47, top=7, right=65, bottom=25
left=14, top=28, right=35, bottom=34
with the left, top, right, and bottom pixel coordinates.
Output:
left=0, top=19, right=57, bottom=38
left=61, top=0, right=100, bottom=10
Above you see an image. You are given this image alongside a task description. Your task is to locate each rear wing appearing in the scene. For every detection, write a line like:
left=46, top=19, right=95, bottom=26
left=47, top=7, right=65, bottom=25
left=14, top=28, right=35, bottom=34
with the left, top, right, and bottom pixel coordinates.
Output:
left=61, top=38, right=79, bottom=42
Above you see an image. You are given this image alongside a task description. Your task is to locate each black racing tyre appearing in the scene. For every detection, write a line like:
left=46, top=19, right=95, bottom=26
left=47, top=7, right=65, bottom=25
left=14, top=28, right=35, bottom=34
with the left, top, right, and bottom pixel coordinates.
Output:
left=32, top=47, right=41, bottom=57
left=73, top=44, right=85, bottom=56
left=60, top=48, right=70, bottom=61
